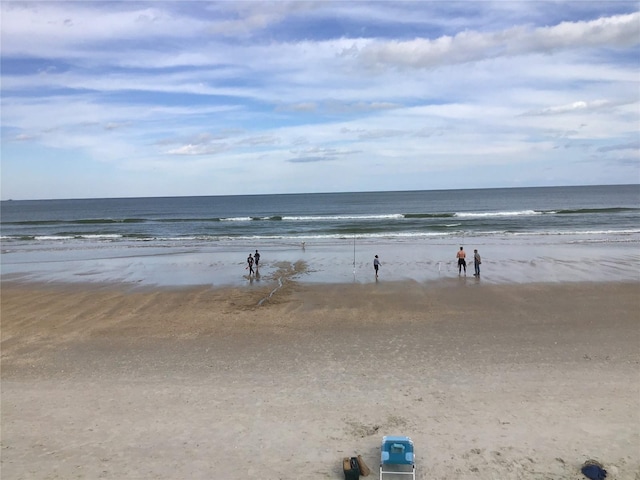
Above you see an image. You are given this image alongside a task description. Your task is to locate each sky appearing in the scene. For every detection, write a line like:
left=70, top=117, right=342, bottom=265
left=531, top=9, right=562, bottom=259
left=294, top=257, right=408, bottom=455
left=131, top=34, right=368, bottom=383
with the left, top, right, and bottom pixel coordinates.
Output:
left=1, top=1, right=639, bottom=200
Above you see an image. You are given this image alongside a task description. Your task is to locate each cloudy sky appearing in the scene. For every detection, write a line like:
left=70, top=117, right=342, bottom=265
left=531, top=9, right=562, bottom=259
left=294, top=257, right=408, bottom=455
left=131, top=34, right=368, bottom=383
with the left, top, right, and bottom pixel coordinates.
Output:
left=1, top=1, right=639, bottom=200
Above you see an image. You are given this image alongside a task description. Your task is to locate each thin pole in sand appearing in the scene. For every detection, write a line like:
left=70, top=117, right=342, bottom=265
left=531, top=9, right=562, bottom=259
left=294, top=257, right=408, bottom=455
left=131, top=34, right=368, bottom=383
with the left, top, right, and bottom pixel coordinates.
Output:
left=352, top=232, right=356, bottom=277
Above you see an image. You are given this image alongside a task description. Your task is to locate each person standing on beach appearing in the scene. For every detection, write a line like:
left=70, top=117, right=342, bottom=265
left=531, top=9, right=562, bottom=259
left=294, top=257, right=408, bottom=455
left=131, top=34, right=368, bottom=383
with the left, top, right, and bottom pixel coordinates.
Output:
left=254, top=250, right=260, bottom=269
left=373, top=255, right=380, bottom=278
left=247, top=253, right=254, bottom=275
left=473, top=249, right=481, bottom=276
left=456, top=247, right=466, bottom=275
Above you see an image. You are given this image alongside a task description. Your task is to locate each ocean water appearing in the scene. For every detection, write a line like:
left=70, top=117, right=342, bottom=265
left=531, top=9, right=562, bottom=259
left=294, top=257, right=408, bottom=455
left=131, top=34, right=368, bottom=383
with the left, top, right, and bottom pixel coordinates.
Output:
left=1, top=185, right=639, bottom=287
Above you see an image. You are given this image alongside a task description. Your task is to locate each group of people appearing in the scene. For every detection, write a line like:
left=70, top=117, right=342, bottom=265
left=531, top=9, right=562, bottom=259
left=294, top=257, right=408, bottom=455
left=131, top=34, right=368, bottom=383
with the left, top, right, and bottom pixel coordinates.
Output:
left=246, top=250, right=260, bottom=275
left=372, top=247, right=482, bottom=278
left=456, top=246, right=481, bottom=276
left=246, top=247, right=482, bottom=279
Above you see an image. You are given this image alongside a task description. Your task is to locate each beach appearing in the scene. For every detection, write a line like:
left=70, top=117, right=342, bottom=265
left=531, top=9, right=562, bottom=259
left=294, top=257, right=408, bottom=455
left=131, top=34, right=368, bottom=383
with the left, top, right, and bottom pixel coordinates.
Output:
left=2, top=278, right=639, bottom=480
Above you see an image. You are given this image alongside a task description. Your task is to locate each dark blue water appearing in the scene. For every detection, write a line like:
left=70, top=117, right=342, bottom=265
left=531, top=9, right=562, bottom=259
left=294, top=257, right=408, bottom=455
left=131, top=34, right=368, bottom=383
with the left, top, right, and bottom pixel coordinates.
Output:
left=2, top=185, right=638, bottom=245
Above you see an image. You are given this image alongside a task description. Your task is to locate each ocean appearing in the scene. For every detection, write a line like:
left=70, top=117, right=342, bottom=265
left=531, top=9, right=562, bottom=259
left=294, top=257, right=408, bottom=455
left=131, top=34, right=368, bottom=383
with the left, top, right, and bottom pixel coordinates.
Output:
left=2, top=185, right=639, bottom=286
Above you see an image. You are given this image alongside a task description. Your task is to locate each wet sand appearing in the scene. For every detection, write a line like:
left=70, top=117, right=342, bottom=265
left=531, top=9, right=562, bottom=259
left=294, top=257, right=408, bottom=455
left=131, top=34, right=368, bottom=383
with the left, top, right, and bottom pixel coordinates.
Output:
left=1, top=279, right=639, bottom=479
left=3, top=236, right=640, bottom=288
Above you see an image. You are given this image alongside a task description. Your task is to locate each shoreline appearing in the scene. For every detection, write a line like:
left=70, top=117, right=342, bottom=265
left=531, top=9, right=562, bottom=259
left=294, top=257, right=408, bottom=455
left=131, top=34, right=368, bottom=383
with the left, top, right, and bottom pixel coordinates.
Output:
left=2, top=234, right=640, bottom=288
left=2, top=280, right=639, bottom=479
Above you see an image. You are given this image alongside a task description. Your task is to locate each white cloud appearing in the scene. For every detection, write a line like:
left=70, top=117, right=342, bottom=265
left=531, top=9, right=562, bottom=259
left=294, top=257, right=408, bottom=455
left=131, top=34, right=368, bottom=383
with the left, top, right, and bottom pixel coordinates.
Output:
left=524, top=99, right=618, bottom=116
left=0, top=3, right=203, bottom=54
left=354, top=12, right=640, bottom=70
left=166, top=143, right=229, bottom=156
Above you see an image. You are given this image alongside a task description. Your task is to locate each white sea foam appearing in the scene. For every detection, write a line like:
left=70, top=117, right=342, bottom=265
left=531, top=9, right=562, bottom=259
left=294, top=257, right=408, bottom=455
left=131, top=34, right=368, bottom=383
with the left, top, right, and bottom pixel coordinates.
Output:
left=34, top=235, right=75, bottom=240
left=220, top=217, right=253, bottom=222
left=80, top=234, right=122, bottom=239
left=10, top=227, right=639, bottom=245
left=215, top=213, right=406, bottom=222
left=281, top=214, right=404, bottom=221
left=511, top=229, right=640, bottom=236
left=454, top=210, right=541, bottom=218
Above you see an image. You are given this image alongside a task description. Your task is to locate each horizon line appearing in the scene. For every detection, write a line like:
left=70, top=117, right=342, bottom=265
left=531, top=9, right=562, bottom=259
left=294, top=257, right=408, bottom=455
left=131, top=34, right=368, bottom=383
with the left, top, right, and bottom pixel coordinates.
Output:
left=1, top=182, right=637, bottom=202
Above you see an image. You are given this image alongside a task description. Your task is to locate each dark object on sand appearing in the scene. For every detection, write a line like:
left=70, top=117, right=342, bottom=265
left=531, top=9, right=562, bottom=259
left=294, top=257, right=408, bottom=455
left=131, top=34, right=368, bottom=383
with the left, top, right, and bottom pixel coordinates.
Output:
left=581, top=460, right=607, bottom=479
left=343, top=456, right=360, bottom=480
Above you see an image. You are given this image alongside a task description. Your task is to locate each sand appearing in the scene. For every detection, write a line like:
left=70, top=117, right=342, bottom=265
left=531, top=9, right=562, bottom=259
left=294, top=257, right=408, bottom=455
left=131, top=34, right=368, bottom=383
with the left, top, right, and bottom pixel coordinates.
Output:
left=1, top=279, right=639, bottom=480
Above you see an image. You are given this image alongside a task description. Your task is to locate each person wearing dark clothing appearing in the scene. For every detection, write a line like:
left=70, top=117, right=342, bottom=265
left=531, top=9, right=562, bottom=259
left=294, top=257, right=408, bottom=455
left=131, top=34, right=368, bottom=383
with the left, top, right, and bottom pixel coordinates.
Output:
left=456, top=246, right=467, bottom=275
left=373, top=255, right=380, bottom=278
left=473, top=249, right=481, bottom=276
left=254, top=250, right=260, bottom=268
left=247, top=254, right=254, bottom=275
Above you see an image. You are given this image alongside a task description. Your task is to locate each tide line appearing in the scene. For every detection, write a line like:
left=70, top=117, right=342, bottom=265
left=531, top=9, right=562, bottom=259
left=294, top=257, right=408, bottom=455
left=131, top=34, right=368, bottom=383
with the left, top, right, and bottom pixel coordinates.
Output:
left=258, top=276, right=284, bottom=306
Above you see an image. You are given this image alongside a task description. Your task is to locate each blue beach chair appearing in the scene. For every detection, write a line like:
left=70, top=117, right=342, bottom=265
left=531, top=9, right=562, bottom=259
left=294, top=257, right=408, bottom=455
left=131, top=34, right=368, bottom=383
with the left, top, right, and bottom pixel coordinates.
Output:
left=379, top=435, right=416, bottom=480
